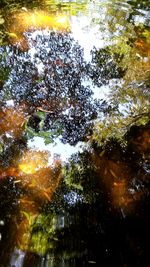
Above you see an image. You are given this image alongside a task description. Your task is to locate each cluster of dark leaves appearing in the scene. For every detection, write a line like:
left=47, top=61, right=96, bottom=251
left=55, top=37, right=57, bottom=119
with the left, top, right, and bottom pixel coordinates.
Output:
left=0, top=31, right=121, bottom=144
left=88, top=47, right=125, bottom=87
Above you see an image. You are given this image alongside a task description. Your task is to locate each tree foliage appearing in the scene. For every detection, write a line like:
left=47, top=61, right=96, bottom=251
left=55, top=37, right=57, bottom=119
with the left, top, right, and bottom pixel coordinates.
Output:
left=0, top=0, right=150, bottom=266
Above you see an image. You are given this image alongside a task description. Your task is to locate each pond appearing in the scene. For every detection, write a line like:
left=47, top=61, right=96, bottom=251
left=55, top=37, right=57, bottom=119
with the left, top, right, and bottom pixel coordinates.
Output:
left=0, top=0, right=150, bottom=266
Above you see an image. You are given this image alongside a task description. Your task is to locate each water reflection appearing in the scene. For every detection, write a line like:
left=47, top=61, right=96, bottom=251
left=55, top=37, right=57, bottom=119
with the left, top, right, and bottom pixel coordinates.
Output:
left=0, top=0, right=150, bottom=266
left=28, top=137, right=84, bottom=164
left=8, top=11, right=70, bottom=47
left=0, top=105, right=27, bottom=138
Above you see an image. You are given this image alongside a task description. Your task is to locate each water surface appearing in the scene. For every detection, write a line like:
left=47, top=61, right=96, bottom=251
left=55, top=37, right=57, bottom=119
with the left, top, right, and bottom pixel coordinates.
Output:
left=0, top=0, right=150, bottom=266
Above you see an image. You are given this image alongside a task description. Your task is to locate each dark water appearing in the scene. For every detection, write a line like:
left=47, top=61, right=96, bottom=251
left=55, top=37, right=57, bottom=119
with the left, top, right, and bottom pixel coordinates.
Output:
left=0, top=0, right=150, bottom=266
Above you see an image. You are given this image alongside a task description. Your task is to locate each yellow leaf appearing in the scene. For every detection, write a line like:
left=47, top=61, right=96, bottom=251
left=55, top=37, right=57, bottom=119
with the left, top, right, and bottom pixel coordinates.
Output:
left=110, top=169, right=118, bottom=179
left=8, top=32, right=18, bottom=38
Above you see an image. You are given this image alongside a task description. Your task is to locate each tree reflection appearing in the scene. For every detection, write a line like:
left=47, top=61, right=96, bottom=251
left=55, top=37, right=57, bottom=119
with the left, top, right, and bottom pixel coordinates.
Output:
left=55, top=123, right=150, bottom=265
left=0, top=28, right=101, bottom=145
left=92, top=26, right=150, bottom=145
left=0, top=146, right=62, bottom=265
left=0, top=0, right=150, bottom=266
left=13, top=121, right=149, bottom=266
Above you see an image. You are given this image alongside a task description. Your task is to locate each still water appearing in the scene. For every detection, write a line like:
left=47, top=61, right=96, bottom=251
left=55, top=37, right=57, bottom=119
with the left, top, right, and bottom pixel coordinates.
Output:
left=0, top=0, right=150, bottom=266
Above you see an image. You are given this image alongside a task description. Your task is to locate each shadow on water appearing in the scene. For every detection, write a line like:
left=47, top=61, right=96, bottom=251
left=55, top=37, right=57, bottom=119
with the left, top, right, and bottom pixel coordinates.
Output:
left=0, top=0, right=150, bottom=266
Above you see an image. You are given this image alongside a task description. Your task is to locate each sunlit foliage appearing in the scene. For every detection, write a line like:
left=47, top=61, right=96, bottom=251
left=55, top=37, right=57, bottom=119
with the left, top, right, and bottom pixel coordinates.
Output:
left=8, top=11, right=70, bottom=45
left=18, top=150, right=49, bottom=174
left=0, top=106, right=27, bottom=138
left=92, top=4, right=150, bottom=146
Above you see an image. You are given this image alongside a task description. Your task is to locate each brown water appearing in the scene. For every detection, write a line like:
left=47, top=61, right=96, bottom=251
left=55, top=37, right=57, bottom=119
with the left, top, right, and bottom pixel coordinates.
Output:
left=0, top=0, right=150, bottom=266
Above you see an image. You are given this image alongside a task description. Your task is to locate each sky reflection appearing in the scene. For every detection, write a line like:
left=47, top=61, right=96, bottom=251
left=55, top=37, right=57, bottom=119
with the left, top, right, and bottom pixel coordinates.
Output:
left=28, top=137, right=84, bottom=164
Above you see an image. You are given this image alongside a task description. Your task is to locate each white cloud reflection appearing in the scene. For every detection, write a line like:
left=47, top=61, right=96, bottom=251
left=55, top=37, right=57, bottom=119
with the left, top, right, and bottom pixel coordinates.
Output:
left=28, top=137, right=83, bottom=164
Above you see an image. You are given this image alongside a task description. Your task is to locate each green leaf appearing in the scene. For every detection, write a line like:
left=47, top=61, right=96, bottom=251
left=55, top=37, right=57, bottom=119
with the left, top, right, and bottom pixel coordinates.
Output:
left=0, top=17, right=4, bottom=25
